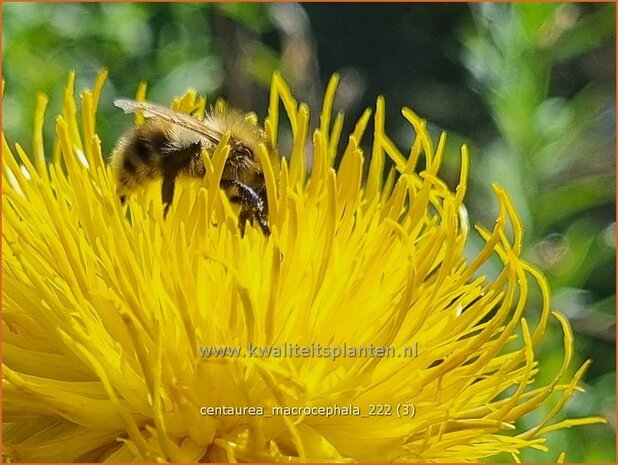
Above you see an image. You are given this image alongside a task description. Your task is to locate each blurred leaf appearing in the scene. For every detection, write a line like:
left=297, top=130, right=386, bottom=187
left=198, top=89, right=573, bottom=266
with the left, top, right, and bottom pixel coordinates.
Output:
left=593, top=294, right=617, bottom=317
left=550, top=218, right=615, bottom=289
left=554, top=4, right=616, bottom=61
left=516, top=2, right=561, bottom=35
left=532, top=173, right=615, bottom=228
left=244, top=44, right=281, bottom=87
left=217, top=3, right=272, bottom=33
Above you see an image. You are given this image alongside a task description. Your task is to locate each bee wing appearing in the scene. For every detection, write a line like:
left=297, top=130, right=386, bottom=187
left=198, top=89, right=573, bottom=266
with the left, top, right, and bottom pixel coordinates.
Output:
left=114, top=98, right=223, bottom=146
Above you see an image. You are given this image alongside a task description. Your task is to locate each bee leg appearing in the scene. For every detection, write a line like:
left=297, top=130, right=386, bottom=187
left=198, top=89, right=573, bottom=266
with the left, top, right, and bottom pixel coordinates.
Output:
left=236, top=208, right=270, bottom=236
left=160, top=141, right=202, bottom=217
left=237, top=209, right=252, bottom=236
left=220, top=179, right=270, bottom=236
left=161, top=175, right=176, bottom=217
left=254, top=209, right=270, bottom=236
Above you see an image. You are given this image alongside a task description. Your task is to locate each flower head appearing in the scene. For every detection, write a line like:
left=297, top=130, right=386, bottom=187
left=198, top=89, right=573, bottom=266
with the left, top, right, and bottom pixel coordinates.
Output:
left=2, top=71, right=604, bottom=462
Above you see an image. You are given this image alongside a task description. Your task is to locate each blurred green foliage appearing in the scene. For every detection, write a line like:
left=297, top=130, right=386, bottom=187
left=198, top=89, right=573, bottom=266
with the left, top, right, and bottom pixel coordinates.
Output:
left=460, top=3, right=615, bottom=462
left=2, top=3, right=615, bottom=462
left=2, top=2, right=281, bottom=155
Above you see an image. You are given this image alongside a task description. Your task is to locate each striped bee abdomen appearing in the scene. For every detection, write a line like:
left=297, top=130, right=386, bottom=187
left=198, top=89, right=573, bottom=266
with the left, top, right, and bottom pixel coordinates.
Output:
left=112, top=120, right=205, bottom=203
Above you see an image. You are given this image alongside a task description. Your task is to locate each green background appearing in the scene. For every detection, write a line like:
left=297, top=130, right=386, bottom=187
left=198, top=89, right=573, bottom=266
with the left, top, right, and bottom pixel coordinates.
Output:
left=2, top=2, right=615, bottom=462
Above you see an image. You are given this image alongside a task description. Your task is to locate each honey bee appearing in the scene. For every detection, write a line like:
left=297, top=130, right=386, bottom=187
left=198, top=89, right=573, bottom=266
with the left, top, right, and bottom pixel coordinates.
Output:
left=111, top=98, right=280, bottom=235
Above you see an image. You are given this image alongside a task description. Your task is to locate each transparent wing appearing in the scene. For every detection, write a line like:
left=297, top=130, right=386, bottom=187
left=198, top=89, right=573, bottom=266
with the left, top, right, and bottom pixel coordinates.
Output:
left=114, top=98, right=223, bottom=145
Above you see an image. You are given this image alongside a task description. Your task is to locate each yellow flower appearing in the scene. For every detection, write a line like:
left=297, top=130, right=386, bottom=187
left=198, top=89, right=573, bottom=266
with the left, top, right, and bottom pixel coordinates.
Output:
left=2, top=70, right=604, bottom=463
